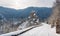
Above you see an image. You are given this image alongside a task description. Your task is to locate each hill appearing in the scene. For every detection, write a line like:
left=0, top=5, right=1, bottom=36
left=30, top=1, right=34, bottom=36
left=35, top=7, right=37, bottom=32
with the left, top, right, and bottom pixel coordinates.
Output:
left=0, top=6, right=52, bottom=21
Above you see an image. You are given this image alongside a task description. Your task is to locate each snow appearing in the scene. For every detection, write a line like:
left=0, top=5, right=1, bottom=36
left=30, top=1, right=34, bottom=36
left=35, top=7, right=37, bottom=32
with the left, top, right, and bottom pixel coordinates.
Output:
left=36, top=19, right=39, bottom=22
left=33, top=18, right=35, bottom=21
left=0, top=23, right=60, bottom=36
left=34, top=14, right=36, bottom=16
left=0, top=26, right=35, bottom=36
left=19, top=23, right=57, bottom=36
left=17, top=21, right=29, bottom=30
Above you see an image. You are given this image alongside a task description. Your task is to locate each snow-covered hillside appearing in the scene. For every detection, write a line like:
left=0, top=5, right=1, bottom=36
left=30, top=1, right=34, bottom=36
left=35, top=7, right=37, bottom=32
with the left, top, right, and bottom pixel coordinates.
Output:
left=0, top=23, right=60, bottom=36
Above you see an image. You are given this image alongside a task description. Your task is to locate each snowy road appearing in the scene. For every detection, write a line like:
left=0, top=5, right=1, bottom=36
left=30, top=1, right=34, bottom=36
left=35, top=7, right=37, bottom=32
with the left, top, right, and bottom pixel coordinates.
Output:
left=19, top=23, right=57, bottom=36
left=0, top=23, right=60, bottom=36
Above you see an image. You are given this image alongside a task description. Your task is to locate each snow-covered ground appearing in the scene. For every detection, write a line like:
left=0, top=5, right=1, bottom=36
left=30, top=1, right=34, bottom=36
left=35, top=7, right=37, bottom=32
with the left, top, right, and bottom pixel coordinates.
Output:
left=17, top=21, right=29, bottom=30
left=0, top=23, right=60, bottom=36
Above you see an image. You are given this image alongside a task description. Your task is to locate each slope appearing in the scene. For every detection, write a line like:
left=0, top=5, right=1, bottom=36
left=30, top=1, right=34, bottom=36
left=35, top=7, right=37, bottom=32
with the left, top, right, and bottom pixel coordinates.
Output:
left=0, top=23, right=60, bottom=36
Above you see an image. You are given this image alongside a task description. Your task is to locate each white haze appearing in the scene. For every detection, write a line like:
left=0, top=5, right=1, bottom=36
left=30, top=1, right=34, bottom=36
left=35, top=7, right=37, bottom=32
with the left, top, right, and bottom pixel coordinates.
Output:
left=0, top=0, right=55, bottom=9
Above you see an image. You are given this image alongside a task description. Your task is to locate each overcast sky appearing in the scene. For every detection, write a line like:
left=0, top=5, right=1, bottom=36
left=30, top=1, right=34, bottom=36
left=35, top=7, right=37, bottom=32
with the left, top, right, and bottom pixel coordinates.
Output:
left=0, top=0, right=55, bottom=9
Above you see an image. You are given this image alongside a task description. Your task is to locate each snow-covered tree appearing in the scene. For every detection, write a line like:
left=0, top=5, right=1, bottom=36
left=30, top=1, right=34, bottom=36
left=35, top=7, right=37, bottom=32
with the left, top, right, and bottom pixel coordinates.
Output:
left=17, top=10, right=40, bottom=30
left=28, top=11, right=40, bottom=26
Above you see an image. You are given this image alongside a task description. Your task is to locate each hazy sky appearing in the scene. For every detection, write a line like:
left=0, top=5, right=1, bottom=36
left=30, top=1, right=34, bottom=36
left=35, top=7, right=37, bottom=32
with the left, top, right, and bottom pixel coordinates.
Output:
left=0, top=0, right=55, bottom=9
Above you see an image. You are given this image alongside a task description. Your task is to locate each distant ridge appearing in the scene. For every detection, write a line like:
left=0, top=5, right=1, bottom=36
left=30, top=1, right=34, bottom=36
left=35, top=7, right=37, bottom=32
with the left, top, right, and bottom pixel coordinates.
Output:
left=0, top=6, right=52, bottom=21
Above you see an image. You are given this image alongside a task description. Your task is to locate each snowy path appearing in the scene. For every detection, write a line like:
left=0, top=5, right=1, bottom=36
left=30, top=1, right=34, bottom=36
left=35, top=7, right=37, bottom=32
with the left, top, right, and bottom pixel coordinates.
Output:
left=0, top=23, right=60, bottom=36
left=20, top=23, right=56, bottom=36
left=0, top=26, right=36, bottom=36
left=19, top=23, right=60, bottom=36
